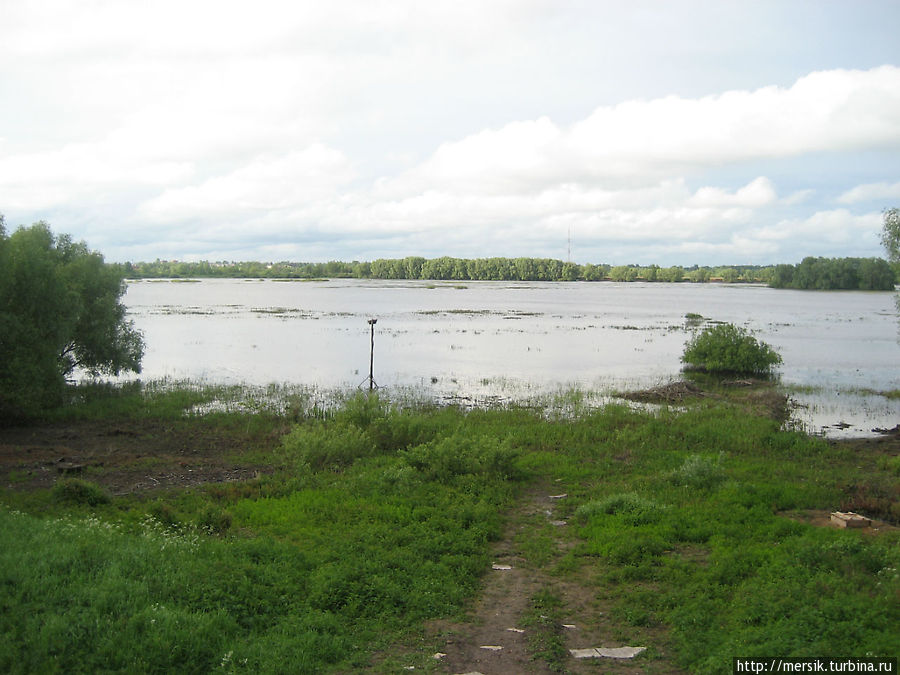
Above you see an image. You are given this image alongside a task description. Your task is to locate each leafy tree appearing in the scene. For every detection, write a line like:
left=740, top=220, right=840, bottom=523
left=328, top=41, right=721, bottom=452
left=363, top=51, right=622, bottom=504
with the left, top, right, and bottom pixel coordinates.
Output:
left=561, top=261, right=580, bottom=281
left=660, top=266, right=685, bottom=283
left=857, top=257, right=896, bottom=290
left=685, top=267, right=711, bottom=283
left=681, top=323, right=781, bottom=376
left=882, top=207, right=900, bottom=265
left=642, top=264, right=660, bottom=282
left=609, top=265, right=637, bottom=282
left=0, top=220, right=144, bottom=420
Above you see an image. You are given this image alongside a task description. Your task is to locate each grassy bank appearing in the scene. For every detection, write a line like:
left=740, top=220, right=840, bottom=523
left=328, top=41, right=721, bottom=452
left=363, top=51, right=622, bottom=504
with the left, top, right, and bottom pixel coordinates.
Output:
left=1, top=384, right=898, bottom=673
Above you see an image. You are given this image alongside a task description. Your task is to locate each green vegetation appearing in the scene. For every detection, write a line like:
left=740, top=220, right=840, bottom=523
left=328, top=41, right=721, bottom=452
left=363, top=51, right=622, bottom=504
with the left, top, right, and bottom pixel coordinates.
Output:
left=769, top=256, right=896, bottom=290
left=51, top=478, right=111, bottom=507
left=681, top=322, right=783, bottom=376
left=882, top=207, right=899, bottom=265
left=521, top=589, right=568, bottom=672
left=122, top=255, right=897, bottom=288
left=0, top=218, right=144, bottom=420
left=1, top=383, right=898, bottom=672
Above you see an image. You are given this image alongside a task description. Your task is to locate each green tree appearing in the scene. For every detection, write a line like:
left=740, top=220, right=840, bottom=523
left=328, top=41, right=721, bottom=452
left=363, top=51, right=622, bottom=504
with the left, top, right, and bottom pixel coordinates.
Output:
left=685, top=266, right=711, bottom=283
left=660, top=266, right=685, bottom=283
left=769, top=264, right=794, bottom=288
left=0, top=220, right=144, bottom=419
left=857, top=258, right=896, bottom=290
left=610, top=265, right=637, bottom=282
left=881, top=207, right=900, bottom=265
left=642, top=264, right=660, bottom=282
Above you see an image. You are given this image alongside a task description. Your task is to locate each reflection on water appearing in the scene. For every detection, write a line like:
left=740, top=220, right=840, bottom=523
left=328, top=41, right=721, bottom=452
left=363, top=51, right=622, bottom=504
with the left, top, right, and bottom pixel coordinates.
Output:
left=115, top=278, right=899, bottom=437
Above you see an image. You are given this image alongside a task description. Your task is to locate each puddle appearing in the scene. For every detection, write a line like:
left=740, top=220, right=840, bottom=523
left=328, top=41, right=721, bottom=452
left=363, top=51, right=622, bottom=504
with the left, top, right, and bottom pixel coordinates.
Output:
left=786, top=388, right=900, bottom=438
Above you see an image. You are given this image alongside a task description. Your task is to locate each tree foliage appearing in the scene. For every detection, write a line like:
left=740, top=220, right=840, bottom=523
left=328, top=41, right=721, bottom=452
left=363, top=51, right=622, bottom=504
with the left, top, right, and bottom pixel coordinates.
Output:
left=681, top=323, right=782, bottom=376
left=882, top=207, right=900, bottom=265
left=767, top=256, right=896, bottom=290
left=0, top=219, right=144, bottom=419
left=123, top=257, right=780, bottom=284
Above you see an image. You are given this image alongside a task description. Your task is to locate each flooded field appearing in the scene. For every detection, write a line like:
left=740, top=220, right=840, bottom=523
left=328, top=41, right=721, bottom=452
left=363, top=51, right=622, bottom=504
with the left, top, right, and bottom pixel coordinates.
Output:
left=119, top=278, right=899, bottom=436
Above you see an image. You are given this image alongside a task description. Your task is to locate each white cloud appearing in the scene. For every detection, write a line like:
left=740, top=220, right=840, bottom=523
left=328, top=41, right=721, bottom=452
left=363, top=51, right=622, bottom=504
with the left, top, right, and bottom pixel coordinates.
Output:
left=138, top=145, right=355, bottom=221
left=2, top=0, right=898, bottom=266
left=405, top=66, right=900, bottom=189
left=754, top=209, right=882, bottom=248
left=688, top=177, right=777, bottom=208
left=837, top=180, right=900, bottom=204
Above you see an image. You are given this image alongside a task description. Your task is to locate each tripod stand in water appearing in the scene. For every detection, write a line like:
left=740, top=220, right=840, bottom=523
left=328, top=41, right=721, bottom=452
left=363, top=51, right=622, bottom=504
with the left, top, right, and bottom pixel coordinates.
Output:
left=359, top=318, right=379, bottom=392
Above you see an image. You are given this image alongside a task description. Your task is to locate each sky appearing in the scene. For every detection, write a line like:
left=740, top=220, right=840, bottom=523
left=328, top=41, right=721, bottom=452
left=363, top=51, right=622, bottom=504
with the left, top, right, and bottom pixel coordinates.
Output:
left=2, top=0, right=900, bottom=266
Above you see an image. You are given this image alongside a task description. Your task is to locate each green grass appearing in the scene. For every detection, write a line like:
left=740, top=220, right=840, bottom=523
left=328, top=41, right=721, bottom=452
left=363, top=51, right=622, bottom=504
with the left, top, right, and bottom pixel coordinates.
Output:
left=521, top=589, right=568, bottom=672
left=1, top=384, right=898, bottom=672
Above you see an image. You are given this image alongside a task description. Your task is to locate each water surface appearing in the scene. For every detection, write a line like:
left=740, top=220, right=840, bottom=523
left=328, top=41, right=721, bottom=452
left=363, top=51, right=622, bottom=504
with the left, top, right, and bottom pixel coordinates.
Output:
left=121, top=278, right=900, bottom=436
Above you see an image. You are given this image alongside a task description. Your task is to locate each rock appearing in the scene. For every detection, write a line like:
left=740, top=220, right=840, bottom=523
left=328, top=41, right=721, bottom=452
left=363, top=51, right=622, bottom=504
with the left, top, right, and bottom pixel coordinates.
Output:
left=570, top=646, right=647, bottom=659
left=830, top=511, right=871, bottom=528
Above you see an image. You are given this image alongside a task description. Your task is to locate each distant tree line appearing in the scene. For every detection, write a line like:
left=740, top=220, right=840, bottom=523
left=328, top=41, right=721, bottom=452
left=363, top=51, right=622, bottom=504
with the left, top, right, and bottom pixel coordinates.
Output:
left=768, top=257, right=896, bottom=291
left=121, top=256, right=896, bottom=290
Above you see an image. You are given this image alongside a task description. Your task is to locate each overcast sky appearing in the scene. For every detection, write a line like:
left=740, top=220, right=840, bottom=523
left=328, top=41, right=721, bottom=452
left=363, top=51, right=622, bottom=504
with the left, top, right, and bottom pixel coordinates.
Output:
left=2, top=0, right=899, bottom=265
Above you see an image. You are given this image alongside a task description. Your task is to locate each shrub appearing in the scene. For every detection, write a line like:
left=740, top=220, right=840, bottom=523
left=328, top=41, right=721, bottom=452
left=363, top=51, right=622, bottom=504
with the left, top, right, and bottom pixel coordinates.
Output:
left=574, top=492, right=664, bottom=525
left=400, top=432, right=522, bottom=482
left=51, top=478, right=111, bottom=506
left=669, top=454, right=726, bottom=491
left=279, top=422, right=376, bottom=470
left=681, top=323, right=781, bottom=376
left=197, top=506, right=232, bottom=535
left=333, top=392, right=388, bottom=429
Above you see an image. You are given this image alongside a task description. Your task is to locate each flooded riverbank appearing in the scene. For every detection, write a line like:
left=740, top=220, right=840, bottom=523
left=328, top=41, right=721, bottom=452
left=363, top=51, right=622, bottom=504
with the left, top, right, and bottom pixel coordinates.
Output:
left=117, top=278, right=899, bottom=436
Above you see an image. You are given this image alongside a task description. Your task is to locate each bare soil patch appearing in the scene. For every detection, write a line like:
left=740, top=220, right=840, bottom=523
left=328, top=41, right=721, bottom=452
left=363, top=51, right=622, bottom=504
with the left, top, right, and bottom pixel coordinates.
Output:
left=0, top=419, right=280, bottom=495
left=619, top=380, right=706, bottom=404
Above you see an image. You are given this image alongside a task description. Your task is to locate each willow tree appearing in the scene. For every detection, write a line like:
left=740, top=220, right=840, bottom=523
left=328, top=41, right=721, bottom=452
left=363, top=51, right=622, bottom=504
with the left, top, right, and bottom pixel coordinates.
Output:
left=0, top=219, right=144, bottom=420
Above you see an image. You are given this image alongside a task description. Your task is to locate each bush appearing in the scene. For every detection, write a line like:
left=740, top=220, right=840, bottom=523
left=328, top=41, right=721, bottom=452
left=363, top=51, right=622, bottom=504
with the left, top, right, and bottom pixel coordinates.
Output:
left=51, top=478, right=111, bottom=506
left=681, top=323, right=781, bottom=376
left=279, top=422, right=376, bottom=470
left=574, top=492, right=664, bottom=525
left=669, top=454, right=726, bottom=490
left=400, top=432, right=522, bottom=482
left=197, top=506, right=232, bottom=535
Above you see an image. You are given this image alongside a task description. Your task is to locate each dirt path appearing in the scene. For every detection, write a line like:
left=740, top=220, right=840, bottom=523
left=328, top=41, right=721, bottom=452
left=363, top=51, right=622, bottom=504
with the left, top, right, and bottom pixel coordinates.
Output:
left=430, top=484, right=678, bottom=675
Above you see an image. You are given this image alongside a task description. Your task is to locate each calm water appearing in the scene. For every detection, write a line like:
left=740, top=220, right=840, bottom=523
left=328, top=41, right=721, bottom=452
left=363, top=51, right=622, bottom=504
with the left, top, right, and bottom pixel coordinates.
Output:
left=120, top=278, right=900, bottom=436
